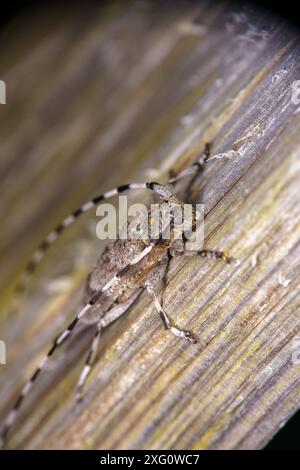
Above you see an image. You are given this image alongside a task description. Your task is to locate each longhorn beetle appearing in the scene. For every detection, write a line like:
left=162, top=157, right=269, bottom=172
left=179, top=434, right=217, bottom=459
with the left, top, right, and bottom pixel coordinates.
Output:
left=0, top=143, right=231, bottom=448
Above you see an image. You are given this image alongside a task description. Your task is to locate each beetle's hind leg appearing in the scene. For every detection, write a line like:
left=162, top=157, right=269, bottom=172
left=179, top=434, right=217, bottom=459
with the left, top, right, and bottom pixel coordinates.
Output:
left=76, top=325, right=101, bottom=402
left=75, top=292, right=143, bottom=401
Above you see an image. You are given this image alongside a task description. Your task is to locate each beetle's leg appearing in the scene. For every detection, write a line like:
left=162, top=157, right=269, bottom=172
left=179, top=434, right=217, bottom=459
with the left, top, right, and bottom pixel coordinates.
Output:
left=161, top=250, right=173, bottom=300
left=76, top=325, right=101, bottom=402
left=76, top=293, right=142, bottom=401
left=167, top=142, right=212, bottom=184
left=145, top=282, right=197, bottom=343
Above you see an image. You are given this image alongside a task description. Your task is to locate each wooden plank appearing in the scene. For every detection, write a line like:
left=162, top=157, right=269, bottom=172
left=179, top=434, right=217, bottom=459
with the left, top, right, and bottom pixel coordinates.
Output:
left=0, top=1, right=299, bottom=449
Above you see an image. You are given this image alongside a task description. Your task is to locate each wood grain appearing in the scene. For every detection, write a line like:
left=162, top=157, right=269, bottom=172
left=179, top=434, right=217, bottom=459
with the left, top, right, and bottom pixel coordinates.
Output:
left=0, top=1, right=299, bottom=450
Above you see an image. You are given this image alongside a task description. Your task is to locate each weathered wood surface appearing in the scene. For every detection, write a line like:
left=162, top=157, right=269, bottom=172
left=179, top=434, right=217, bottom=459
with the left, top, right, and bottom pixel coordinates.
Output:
left=0, top=1, right=300, bottom=450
